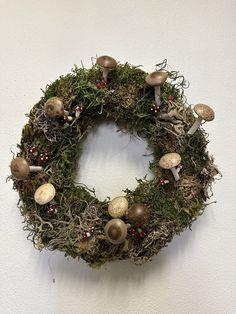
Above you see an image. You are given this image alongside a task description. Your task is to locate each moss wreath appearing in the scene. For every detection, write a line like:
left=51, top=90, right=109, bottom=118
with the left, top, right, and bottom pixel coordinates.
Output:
left=9, top=56, right=219, bottom=268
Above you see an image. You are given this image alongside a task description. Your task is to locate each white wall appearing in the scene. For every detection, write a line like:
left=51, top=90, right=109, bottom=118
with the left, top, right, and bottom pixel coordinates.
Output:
left=0, top=1, right=235, bottom=313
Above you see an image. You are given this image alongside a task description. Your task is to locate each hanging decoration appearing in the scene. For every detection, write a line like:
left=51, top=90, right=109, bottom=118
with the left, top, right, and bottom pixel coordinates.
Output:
left=8, top=56, right=219, bottom=268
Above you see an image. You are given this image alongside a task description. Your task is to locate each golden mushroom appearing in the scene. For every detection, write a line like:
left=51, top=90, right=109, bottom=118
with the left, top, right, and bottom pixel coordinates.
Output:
left=104, top=218, right=127, bottom=244
left=187, top=104, right=215, bottom=135
left=145, top=71, right=168, bottom=107
left=159, top=152, right=182, bottom=181
left=34, top=183, right=56, bottom=205
left=108, top=196, right=128, bottom=218
left=10, top=157, right=43, bottom=180
left=96, top=55, right=117, bottom=81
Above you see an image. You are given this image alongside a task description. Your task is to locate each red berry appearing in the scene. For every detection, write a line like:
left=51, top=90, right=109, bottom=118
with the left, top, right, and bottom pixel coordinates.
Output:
left=150, top=104, right=160, bottom=114
left=29, top=146, right=37, bottom=155
left=75, top=105, right=83, bottom=112
left=167, top=95, right=174, bottom=101
left=130, top=228, right=138, bottom=236
left=96, top=81, right=107, bottom=89
left=160, top=179, right=169, bottom=186
left=82, top=230, right=92, bottom=238
left=89, top=226, right=95, bottom=233
left=101, top=81, right=107, bottom=86
left=139, top=230, right=146, bottom=238
left=39, top=153, right=49, bottom=162
left=47, top=204, right=57, bottom=214
left=39, top=153, right=44, bottom=161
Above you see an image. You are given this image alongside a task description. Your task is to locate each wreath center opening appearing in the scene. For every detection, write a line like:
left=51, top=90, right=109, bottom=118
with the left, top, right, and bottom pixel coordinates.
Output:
left=76, top=122, right=154, bottom=200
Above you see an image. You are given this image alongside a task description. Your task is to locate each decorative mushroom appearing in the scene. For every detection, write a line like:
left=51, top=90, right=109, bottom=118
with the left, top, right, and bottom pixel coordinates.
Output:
left=96, top=55, right=117, bottom=82
left=108, top=196, right=128, bottom=218
left=44, top=97, right=64, bottom=118
left=145, top=71, right=168, bottom=107
left=34, top=183, right=56, bottom=205
left=10, top=157, right=43, bottom=180
left=44, top=97, right=73, bottom=120
left=187, top=104, right=215, bottom=135
left=159, top=153, right=182, bottom=181
left=104, top=218, right=127, bottom=244
left=128, top=204, right=150, bottom=227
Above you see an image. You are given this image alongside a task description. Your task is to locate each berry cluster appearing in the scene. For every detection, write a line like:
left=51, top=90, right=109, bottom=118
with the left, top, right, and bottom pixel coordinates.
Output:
left=96, top=81, right=107, bottom=89
left=82, top=226, right=95, bottom=239
left=129, top=227, right=146, bottom=239
left=47, top=204, right=58, bottom=214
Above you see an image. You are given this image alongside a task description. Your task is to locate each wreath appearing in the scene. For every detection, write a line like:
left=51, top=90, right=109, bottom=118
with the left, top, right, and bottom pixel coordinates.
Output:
left=9, top=56, right=219, bottom=268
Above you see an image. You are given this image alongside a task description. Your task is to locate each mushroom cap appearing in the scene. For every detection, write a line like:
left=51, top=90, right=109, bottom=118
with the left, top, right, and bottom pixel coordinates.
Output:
left=34, top=183, right=56, bottom=205
left=145, top=71, right=168, bottom=87
left=44, top=97, right=64, bottom=118
left=96, top=55, right=117, bottom=69
left=159, top=152, right=181, bottom=169
left=10, top=157, right=30, bottom=179
left=104, top=218, right=127, bottom=244
left=193, top=104, right=215, bottom=121
left=108, top=196, right=128, bottom=218
left=128, top=204, right=150, bottom=227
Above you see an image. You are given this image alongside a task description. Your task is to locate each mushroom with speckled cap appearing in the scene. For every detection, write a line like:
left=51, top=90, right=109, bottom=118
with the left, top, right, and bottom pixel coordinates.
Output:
left=104, top=218, right=127, bottom=244
left=34, top=183, right=56, bottom=205
left=44, top=97, right=73, bottom=120
left=10, top=157, right=43, bottom=180
left=108, top=196, right=128, bottom=218
left=187, top=104, right=215, bottom=135
left=96, top=55, right=117, bottom=82
left=145, top=71, right=168, bottom=107
left=159, top=153, right=182, bottom=181
left=44, top=97, right=64, bottom=118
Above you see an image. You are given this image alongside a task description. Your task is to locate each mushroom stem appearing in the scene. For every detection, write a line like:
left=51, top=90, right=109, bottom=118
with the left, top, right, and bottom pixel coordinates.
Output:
left=187, top=116, right=203, bottom=135
left=102, top=68, right=109, bottom=81
left=154, top=86, right=161, bottom=106
left=75, top=111, right=81, bottom=119
left=170, top=167, right=180, bottom=181
left=29, top=166, right=43, bottom=172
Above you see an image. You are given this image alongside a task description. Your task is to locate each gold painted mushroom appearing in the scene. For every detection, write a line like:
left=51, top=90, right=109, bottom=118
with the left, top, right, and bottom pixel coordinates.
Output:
left=34, top=183, right=56, bottom=205
left=145, top=71, right=168, bottom=107
left=159, top=153, right=182, bottom=181
left=187, top=104, right=215, bottom=135
left=104, top=218, right=127, bottom=244
left=10, top=157, right=43, bottom=180
left=96, top=55, right=117, bottom=82
left=108, top=196, right=128, bottom=218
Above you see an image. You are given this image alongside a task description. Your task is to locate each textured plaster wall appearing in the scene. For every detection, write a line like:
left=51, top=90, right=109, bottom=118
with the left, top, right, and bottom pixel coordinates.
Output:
left=0, top=1, right=235, bottom=313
